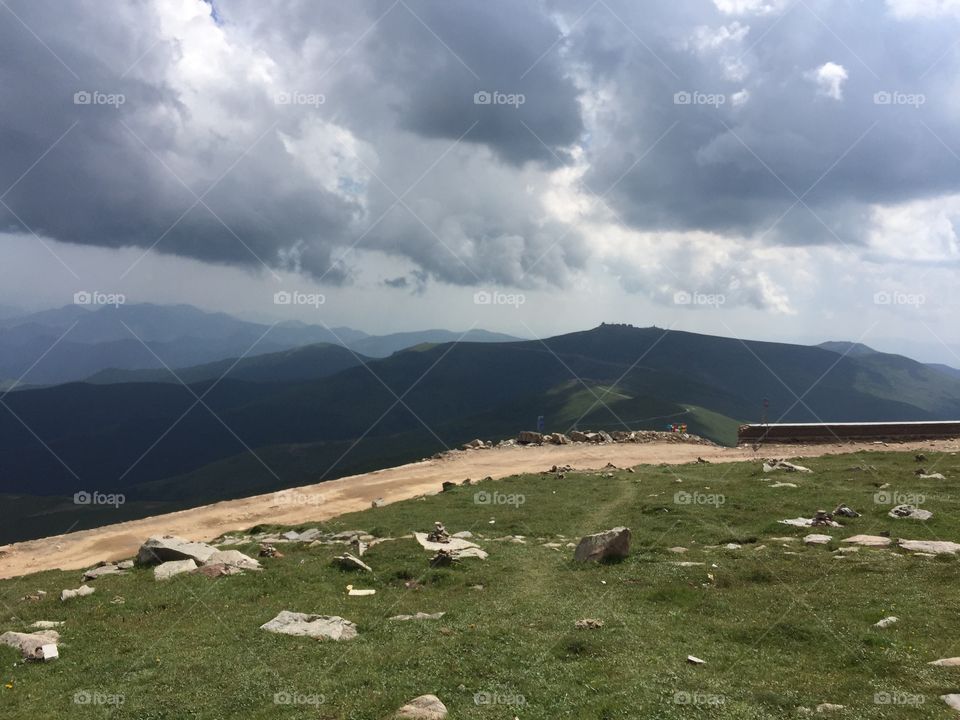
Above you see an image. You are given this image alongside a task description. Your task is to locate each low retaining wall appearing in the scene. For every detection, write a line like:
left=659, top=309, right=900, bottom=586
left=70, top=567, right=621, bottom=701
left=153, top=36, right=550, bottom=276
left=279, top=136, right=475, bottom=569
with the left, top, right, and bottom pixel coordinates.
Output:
left=738, top=420, right=960, bottom=445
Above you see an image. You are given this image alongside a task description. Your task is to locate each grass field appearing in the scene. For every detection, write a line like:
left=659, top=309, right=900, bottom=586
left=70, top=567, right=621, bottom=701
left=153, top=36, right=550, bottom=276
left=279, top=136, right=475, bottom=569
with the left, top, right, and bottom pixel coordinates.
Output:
left=2, top=448, right=960, bottom=718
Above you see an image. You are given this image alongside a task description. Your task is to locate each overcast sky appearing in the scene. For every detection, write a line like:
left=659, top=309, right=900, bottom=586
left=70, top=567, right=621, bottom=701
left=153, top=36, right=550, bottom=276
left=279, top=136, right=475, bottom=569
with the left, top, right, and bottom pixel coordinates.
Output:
left=1, top=0, right=958, bottom=362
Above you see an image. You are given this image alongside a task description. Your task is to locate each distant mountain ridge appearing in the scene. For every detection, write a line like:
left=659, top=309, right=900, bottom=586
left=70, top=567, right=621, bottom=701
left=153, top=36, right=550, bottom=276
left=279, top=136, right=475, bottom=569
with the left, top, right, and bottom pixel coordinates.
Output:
left=0, top=304, right=520, bottom=386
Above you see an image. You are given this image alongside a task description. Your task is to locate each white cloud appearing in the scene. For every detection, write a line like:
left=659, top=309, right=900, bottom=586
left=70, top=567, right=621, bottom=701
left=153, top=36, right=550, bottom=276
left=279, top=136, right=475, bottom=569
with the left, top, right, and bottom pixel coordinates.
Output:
left=886, top=0, right=960, bottom=18
left=806, top=62, right=849, bottom=100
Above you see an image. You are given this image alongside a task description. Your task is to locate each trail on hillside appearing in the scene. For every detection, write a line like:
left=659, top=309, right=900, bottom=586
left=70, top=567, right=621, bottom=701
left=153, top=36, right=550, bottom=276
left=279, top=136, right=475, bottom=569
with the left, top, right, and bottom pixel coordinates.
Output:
left=1, top=438, right=958, bottom=579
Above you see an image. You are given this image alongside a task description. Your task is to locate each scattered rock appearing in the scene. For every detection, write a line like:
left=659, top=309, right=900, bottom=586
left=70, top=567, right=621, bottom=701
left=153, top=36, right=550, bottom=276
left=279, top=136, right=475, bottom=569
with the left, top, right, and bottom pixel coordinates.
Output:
left=259, top=543, right=283, bottom=558
left=921, top=472, right=946, bottom=480
left=770, top=481, right=798, bottom=488
left=0, top=631, right=59, bottom=661
left=779, top=517, right=841, bottom=528
left=137, top=536, right=218, bottom=566
left=194, top=563, right=244, bottom=578
left=763, top=459, right=813, bottom=473
left=390, top=612, right=445, bottom=621
left=204, top=550, right=262, bottom=571
left=29, top=621, right=63, bottom=630
left=154, top=559, right=198, bottom=581
left=517, top=431, right=543, bottom=444
left=942, top=694, right=960, bottom=712
left=426, top=522, right=450, bottom=544
left=371, top=497, right=386, bottom=508
left=394, top=694, right=448, bottom=719
left=811, top=510, right=835, bottom=527
left=575, top=618, right=604, bottom=630
left=832, top=504, right=860, bottom=518
left=889, top=504, right=933, bottom=520
left=842, top=535, right=891, bottom=547
left=82, top=563, right=122, bottom=581
left=899, top=539, right=960, bottom=555
left=281, top=531, right=301, bottom=541
left=930, top=657, right=960, bottom=667
left=21, top=590, right=46, bottom=602
left=687, top=655, right=706, bottom=665
left=414, top=533, right=488, bottom=560
left=723, top=543, right=742, bottom=550
left=60, top=585, right=95, bottom=601
left=667, top=546, right=688, bottom=554
left=117, top=560, right=134, bottom=570
left=804, top=534, right=833, bottom=545
left=816, top=703, right=844, bottom=712
left=874, top=616, right=898, bottom=628
left=260, top=611, right=357, bottom=641
left=333, top=553, right=373, bottom=572
left=573, top=527, right=631, bottom=563
left=346, top=585, right=375, bottom=596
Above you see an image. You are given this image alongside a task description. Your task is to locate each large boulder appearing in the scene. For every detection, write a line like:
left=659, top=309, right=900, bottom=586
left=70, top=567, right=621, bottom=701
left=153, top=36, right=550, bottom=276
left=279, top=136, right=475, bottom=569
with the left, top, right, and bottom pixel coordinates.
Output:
left=517, top=431, right=543, bottom=444
left=137, top=536, right=218, bottom=566
left=260, top=611, right=357, bottom=641
left=0, top=631, right=59, bottom=661
left=569, top=431, right=588, bottom=442
left=394, top=694, right=448, bottom=719
left=574, top=527, right=631, bottom=562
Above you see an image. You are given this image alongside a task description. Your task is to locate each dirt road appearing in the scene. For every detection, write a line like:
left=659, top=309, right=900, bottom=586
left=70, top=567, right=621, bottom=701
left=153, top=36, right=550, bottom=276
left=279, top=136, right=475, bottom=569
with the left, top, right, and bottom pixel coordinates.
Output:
left=2, top=438, right=957, bottom=580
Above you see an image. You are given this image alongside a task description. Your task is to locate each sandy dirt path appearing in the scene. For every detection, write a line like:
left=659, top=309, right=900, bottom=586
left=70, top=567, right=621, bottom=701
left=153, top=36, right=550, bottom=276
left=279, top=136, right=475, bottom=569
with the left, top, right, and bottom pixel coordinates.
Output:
left=2, top=438, right=957, bottom=580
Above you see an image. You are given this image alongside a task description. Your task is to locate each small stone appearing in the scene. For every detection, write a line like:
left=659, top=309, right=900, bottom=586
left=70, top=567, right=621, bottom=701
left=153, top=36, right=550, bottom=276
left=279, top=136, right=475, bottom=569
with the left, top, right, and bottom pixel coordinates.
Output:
left=873, top=616, right=898, bottom=628
left=804, top=534, right=833, bottom=545
left=390, top=612, right=445, bottom=621
left=943, top=695, right=960, bottom=711
left=575, top=618, right=604, bottom=629
left=333, top=553, right=373, bottom=572
left=687, top=655, right=706, bottom=665
left=816, top=703, right=844, bottom=712
left=60, top=585, right=95, bottom=601
left=395, top=694, right=448, bottom=719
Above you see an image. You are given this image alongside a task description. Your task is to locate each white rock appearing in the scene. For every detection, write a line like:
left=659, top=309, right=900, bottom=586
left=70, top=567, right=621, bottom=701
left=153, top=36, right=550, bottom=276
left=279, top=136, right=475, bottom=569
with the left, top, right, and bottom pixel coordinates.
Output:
left=395, top=694, right=448, bottom=719
left=873, top=616, right=898, bottom=628
left=60, top=585, right=95, bottom=601
left=804, top=534, right=833, bottom=545
left=842, top=535, right=891, bottom=547
left=347, top=587, right=376, bottom=596
left=816, top=703, right=844, bottom=712
left=30, top=621, right=64, bottom=629
left=82, top=564, right=121, bottom=581
left=929, top=657, right=960, bottom=667
left=899, top=539, right=960, bottom=555
left=204, top=550, right=262, bottom=571
left=921, top=472, right=946, bottom=480
left=770, top=481, right=798, bottom=488
left=943, top=694, right=960, bottom=711
left=389, top=612, right=445, bottom=621
left=333, top=553, right=373, bottom=572
left=686, top=655, right=706, bottom=665
left=780, top=518, right=841, bottom=528
left=154, top=559, right=198, bottom=580
left=763, top=459, right=813, bottom=473
left=888, top=504, right=933, bottom=521
left=260, top=611, right=357, bottom=641
left=413, top=533, right=488, bottom=559
left=0, top=630, right=60, bottom=661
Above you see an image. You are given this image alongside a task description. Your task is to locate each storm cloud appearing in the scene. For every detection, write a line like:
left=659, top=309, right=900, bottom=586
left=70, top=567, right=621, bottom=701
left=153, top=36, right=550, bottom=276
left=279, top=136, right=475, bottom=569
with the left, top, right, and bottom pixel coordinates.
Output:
left=1, top=0, right=959, bottom=305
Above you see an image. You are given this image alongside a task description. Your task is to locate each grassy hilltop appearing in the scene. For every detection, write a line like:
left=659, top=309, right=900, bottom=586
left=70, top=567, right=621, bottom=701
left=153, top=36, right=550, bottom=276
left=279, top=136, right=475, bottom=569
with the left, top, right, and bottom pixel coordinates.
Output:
left=2, top=449, right=960, bottom=718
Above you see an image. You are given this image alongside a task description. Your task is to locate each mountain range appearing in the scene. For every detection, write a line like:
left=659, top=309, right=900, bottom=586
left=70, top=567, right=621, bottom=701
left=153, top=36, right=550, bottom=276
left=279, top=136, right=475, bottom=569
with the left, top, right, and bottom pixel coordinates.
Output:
left=2, top=311, right=960, bottom=545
